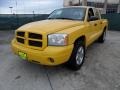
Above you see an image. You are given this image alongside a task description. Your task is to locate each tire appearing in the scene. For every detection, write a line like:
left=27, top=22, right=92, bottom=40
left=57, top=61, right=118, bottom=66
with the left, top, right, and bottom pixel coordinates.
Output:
left=98, top=30, right=106, bottom=43
left=66, top=40, right=85, bottom=71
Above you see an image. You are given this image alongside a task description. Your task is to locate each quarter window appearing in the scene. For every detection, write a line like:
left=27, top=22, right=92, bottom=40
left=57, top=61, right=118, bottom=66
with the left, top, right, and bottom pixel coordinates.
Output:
left=94, top=9, right=100, bottom=19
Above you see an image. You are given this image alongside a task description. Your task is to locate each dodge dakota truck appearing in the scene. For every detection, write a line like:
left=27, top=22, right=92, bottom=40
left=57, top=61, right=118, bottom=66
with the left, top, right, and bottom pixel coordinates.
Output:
left=11, top=6, right=108, bottom=70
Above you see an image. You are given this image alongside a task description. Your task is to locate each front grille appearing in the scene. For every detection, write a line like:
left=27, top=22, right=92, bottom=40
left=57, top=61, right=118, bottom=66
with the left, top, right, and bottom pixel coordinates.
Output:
left=16, top=31, right=43, bottom=48
left=17, top=38, right=24, bottom=44
left=17, top=32, right=25, bottom=37
left=29, top=40, right=42, bottom=47
left=29, top=33, right=42, bottom=39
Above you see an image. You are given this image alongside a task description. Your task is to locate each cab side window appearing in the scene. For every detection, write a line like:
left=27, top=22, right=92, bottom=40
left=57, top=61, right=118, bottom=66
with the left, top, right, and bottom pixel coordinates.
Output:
left=94, top=9, right=100, bottom=19
left=88, top=8, right=94, bottom=21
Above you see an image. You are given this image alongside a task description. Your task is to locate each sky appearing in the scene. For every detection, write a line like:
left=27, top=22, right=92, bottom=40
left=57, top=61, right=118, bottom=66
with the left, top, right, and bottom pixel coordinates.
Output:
left=87, top=0, right=119, bottom=3
left=0, top=0, right=63, bottom=14
left=0, top=0, right=119, bottom=14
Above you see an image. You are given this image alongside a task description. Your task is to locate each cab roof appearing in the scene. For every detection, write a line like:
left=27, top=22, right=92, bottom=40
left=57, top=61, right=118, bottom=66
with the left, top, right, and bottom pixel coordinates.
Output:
left=64, top=6, right=95, bottom=9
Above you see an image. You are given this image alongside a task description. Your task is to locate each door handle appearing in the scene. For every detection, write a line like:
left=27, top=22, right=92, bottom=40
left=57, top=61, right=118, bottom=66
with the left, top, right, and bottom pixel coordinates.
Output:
left=94, top=23, right=97, bottom=26
left=100, top=22, right=102, bottom=24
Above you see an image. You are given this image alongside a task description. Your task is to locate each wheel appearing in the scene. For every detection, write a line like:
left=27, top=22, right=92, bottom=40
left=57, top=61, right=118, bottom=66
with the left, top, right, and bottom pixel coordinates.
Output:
left=98, top=30, right=106, bottom=43
left=66, top=40, right=85, bottom=71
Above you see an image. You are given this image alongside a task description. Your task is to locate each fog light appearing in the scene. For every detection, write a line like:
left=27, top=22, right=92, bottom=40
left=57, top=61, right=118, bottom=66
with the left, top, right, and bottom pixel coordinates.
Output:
left=48, top=58, right=54, bottom=63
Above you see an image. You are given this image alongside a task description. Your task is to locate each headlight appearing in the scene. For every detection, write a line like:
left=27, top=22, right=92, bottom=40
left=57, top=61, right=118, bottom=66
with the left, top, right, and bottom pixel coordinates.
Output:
left=48, top=34, right=68, bottom=46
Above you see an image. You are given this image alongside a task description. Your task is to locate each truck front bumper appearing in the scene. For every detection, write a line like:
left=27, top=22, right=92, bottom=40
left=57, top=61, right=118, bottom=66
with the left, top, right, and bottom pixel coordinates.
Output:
left=11, top=40, right=73, bottom=66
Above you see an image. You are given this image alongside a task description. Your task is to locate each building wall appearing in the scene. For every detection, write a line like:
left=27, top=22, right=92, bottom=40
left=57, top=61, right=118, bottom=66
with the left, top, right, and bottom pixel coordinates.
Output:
left=64, top=0, right=80, bottom=7
left=64, top=0, right=119, bottom=5
left=63, top=0, right=119, bottom=13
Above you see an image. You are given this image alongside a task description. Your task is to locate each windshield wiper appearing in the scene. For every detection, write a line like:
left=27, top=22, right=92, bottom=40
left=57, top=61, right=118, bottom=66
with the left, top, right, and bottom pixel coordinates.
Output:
left=47, top=18, right=55, bottom=19
left=48, top=17, right=75, bottom=20
left=56, top=17, right=75, bottom=20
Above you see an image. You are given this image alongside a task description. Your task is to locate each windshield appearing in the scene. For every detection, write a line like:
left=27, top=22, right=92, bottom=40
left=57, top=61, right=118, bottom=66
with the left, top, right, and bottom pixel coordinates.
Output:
left=48, top=8, right=86, bottom=21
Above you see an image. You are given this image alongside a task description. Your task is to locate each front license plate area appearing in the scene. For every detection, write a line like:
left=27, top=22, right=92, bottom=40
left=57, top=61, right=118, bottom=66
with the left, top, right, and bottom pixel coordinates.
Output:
left=18, top=51, right=27, bottom=60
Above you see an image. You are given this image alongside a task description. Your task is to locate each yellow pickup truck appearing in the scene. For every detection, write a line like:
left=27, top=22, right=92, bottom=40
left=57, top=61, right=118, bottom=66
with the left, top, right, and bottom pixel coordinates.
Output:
left=11, top=6, right=108, bottom=70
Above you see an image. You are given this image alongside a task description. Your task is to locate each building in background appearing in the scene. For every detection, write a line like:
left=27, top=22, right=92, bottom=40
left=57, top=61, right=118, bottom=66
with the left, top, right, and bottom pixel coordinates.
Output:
left=63, top=0, right=120, bottom=14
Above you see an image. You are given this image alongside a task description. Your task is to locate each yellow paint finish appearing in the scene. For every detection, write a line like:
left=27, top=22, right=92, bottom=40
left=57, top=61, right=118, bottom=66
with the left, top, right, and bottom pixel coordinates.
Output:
left=12, top=39, right=73, bottom=65
left=11, top=6, right=108, bottom=65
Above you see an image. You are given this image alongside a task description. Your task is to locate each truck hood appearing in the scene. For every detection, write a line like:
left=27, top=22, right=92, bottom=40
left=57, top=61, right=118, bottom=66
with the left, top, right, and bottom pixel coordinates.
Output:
left=17, top=20, right=84, bottom=34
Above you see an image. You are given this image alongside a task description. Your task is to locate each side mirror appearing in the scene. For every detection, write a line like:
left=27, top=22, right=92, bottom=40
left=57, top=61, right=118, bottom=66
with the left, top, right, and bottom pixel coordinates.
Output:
left=88, top=16, right=98, bottom=21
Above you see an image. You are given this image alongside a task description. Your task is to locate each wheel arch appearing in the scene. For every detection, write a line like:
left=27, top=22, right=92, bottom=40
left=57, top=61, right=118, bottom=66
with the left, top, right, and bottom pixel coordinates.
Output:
left=74, top=35, right=86, bottom=47
left=104, top=26, right=107, bottom=31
